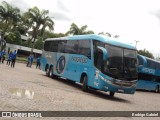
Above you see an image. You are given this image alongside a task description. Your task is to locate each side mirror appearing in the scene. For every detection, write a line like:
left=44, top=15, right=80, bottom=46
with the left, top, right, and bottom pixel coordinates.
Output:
left=97, top=46, right=108, bottom=61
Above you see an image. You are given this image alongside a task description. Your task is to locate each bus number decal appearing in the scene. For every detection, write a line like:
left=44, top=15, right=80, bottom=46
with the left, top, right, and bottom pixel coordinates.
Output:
left=71, top=56, right=88, bottom=63
left=142, top=67, right=155, bottom=74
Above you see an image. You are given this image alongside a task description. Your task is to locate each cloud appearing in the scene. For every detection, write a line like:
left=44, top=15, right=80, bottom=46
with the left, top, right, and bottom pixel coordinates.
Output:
left=56, top=0, right=70, bottom=13
left=150, top=9, right=160, bottom=21
left=0, top=0, right=31, bottom=13
left=11, top=0, right=30, bottom=13
left=50, top=11, right=71, bottom=22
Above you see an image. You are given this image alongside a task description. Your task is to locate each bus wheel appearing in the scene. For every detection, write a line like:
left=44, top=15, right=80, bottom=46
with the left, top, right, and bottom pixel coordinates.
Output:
left=49, top=67, right=53, bottom=78
left=109, top=91, right=115, bottom=97
left=82, top=75, right=88, bottom=92
left=46, top=67, right=49, bottom=77
left=155, top=86, right=159, bottom=93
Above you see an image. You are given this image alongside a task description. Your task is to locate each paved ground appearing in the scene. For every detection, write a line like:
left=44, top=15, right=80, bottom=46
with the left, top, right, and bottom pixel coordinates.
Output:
left=0, top=62, right=159, bottom=120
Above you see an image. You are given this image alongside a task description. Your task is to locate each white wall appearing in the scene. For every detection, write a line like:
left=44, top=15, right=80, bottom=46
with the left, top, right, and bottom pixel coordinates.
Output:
left=6, top=43, right=42, bottom=54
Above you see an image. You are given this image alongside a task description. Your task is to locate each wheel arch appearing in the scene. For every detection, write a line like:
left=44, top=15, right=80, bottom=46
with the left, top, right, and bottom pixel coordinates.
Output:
left=80, top=72, right=88, bottom=83
left=45, top=64, right=49, bottom=71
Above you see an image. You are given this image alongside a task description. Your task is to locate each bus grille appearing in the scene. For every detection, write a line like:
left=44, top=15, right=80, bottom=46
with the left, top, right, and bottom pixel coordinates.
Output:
left=112, top=79, right=137, bottom=87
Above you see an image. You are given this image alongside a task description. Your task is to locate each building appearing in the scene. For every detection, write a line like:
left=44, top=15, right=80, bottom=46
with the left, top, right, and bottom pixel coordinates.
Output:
left=6, top=43, right=42, bottom=56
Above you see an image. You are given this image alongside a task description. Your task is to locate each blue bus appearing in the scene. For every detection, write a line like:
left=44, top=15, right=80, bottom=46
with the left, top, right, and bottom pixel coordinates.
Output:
left=41, top=34, right=138, bottom=97
left=137, top=55, right=160, bottom=93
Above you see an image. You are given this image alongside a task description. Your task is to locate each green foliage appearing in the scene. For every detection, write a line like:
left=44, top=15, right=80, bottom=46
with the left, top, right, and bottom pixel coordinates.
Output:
left=42, top=31, right=66, bottom=40
left=6, top=31, right=22, bottom=45
left=0, top=1, right=21, bottom=39
left=23, top=6, right=54, bottom=52
left=98, top=32, right=119, bottom=38
left=138, top=49, right=154, bottom=59
left=34, top=37, right=44, bottom=50
left=67, top=23, right=94, bottom=35
left=99, top=32, right=111, bottom=37
left=21, top=39, right=32, bottom=47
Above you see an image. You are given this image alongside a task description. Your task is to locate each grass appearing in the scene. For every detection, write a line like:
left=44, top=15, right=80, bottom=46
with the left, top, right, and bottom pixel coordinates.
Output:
left=5, top=55, right=36, bottom=64
left=16, top=56, right=28, bottom=62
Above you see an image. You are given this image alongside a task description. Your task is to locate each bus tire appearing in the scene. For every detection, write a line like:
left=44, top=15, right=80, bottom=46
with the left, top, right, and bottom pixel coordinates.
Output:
left=82, top=75, right=88, bottom=92
left=109, top=91, right=115, bottom=97
left=155, top=86, right=159, bottom=93
left=46, top=67, right=49, bottom=77
left=49, top=67, right=53, bottom=78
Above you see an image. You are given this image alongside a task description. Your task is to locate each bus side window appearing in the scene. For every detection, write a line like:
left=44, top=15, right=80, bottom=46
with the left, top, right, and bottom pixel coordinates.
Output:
left=58, top=40, right=66, bottom=53
left=78, top=40, right=91, bottom=58
left=65, top=40, right=78, bottom=54
left=44, top=41, right=51, bottom=51
left=50, top=41, right=58, bottom=52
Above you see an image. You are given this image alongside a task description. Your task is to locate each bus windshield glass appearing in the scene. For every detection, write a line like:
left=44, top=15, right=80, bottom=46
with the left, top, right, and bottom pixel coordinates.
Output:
left=104, top=45, right=137, bottom=80
left=123, top=49, right=137, bottom=79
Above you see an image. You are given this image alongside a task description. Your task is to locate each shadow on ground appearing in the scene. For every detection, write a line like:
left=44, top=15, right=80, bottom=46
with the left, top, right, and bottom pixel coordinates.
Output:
left=40, top=74, right=132, bottom=104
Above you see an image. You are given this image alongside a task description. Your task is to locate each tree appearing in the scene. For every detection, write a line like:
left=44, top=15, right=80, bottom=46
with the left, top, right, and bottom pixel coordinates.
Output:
left=138, top=49, right=154, bottom=59
left=6, top=31, right=22, bottom=45
left=113, top=35, right=119, bottom=38
left=14, top=14, right=32, bottom=36
left=43, top=31, right=66, bottom=39
left=67, top=23, right=94, bottom=35
left=98, top=32, right=119, bottom=38
left=99, top=32, right=111, bottom=37
left=24, top=7, right=54, bottom=52
left=34, top=37, right=43, bottom=50
left=0, top=1, right=21, bottom=39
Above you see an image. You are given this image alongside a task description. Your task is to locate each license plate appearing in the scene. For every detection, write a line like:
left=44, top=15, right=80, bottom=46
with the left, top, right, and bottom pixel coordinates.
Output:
left=118, top=89, right=124, bottom=92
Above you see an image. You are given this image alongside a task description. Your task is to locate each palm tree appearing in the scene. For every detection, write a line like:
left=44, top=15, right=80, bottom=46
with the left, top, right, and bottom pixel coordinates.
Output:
left=98, top=32, right=112, bottom=37
left=14, top=14, right=32, bottom=35
left=67, top=23, right=94, bottom=35
left=24, top=7, right=54, bottom=52
left=0, top=1, right=21, bottom=40
left=113, top=35, right=119, bottom=38
left=40, top=15, right=54, bottom=37
left=98, top=32, right=119, bottom=38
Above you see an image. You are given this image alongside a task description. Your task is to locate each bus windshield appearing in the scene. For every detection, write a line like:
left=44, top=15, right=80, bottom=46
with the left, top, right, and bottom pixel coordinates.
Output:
left=104, top=45, right=137, bottom=80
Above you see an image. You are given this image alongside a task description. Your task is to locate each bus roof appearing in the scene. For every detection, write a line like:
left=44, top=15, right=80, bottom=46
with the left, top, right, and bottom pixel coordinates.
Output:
left=46, top=34, right=136, bottom=50
left=138, top=54, right=160, bottom=64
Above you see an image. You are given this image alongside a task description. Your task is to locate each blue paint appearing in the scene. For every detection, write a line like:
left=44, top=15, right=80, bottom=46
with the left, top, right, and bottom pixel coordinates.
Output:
left=41, top=34, right=137, bottom=95
left=137, top=54, right=160, bottom=91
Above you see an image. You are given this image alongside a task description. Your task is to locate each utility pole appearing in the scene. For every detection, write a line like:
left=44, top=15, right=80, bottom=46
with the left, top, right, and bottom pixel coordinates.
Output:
left=134, top=40, right=139, bottom=48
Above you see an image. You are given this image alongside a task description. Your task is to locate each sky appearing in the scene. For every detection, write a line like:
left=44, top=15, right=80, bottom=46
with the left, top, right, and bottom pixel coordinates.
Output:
left=1, top=0, right=160, bottom=57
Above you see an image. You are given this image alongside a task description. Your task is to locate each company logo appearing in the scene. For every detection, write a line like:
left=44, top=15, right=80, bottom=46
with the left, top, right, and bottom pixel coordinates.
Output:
left=142, top=67, right=155, bottom=74
left=2, top=112, right=11, bottom=117
left=56, top=56, right=66, bottom=74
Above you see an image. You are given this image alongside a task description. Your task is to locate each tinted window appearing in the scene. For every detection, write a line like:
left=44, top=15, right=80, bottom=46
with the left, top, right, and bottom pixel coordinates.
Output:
left=79, top=40, right=91, bottom=57
left=44, top=40, right=91, bottom=57
left=105, top=45, right=123, bottom=78
left=65, top=40, right=78, bottom=54
left=138, top=73, right=155, bottom=81
left=156, top=63, right=160, bottom=70
left=44, top=41, right=51, bottom=51
left=147, top=59, right=156, bottom=69
left=93, top=40, right=104, bottom=65
left=124, top=49, right=137, bottom=69
left=138, top=56, right=144, bottom=65
left=44, top=40, right=58, bottom=52
left=58, top=40, right=66, bottom=53
left=50, top=41, right=58, bottom=52
left=124, top=49, right=137, bottom=78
